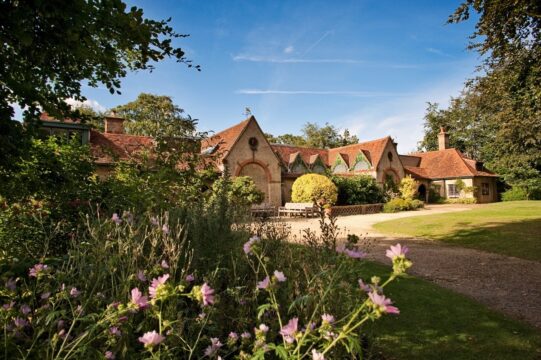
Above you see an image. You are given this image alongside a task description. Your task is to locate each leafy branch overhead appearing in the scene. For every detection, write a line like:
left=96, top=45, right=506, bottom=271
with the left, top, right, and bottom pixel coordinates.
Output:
left=0, top=0, right=199, bottom=122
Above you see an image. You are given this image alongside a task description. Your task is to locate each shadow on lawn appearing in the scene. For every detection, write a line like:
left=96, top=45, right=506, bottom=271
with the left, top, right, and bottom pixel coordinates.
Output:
left=436, top=218, right=541, bottom=261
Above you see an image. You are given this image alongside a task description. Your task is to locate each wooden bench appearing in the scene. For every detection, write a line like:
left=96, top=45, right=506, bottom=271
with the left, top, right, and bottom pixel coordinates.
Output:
left=278, top=202, right=316, bottom=218
left=251, top=203, right=277, bottom=217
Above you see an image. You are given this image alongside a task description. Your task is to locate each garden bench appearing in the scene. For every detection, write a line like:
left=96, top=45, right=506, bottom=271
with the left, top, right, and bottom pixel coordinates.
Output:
left=250, top=203, right=277, bottom=217
left=278, top=202, right=316, bottom=218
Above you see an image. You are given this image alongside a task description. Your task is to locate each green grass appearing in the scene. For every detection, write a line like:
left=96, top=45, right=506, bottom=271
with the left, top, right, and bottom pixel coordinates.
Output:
left=360, top=261, right=541, bottom=360
left=372, top=201, right=541, bottom=261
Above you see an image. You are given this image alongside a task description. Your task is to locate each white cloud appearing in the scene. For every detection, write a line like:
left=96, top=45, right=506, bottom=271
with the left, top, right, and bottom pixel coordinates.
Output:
left=65, top=98, right=106, bottom=113
left=303, top=30, right=333, bottom=55
left=236, top=89, right=411, bottom=97
left=283, top=45, right=294, bottom=54
left=426, top=47, right=453, bottom=58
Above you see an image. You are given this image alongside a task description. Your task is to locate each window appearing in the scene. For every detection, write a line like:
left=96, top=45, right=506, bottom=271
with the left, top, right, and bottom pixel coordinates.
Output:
left=333, top=163, right=348, bottom=173
left=354, top=159, right=370, bottom=171
left=448, top=184, right=459, bottom=198
left=387, top=152, right=393, bottom=162
left=481, top=183, right=490, bottom=196
left=312, top=164, right=326, bottom=174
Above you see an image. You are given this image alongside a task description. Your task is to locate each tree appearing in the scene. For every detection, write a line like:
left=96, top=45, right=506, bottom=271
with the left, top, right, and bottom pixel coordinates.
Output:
left=291, top=174, right=338, bottom=205
left=0, top=0, right=198, bottom=123
left=399, top=176, right=418, bottom=201
left=112, top=93, right=196, bottom=138
left=418, top=2, right=541, bottom=193
left=266, top=122, right=358, bottom=148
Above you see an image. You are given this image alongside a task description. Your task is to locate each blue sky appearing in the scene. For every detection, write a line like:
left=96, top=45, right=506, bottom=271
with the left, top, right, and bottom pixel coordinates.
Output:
left=78, top=0, right=480, bottom=153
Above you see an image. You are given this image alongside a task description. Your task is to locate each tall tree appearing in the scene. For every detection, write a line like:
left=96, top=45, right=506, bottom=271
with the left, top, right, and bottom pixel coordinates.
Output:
left=112, top=93, right=196, bottom=138
left=421, top=1, right=541, bottom=194
left=0, top=0, right=198, bottom=122
left=266, top=122, right=358, bottom=149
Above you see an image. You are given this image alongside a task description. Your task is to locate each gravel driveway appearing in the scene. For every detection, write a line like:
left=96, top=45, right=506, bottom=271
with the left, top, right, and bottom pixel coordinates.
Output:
left=284, top=204, right=541, bottom=329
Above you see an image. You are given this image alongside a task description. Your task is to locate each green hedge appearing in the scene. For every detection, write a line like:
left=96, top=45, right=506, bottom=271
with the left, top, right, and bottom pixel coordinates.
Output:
left=383, top=198, right=424, bottom=213
left=331, top=175, right=385, bottom=205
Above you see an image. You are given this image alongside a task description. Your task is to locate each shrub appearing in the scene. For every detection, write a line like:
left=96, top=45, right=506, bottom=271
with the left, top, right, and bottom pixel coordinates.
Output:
left=444, top=198, right=477, bottom=204
left=227, top=176, right=265, bottom=206
left=332, top=175, right=385, bottom=205
left=428, top=186, right=444, bottom=203
left=399, top=175, right=418, bottom=200
left=292, top=174, right=338, bottom=205
left=502, top=187, right=529, bottom=201
left=383, top=198, right=424, bottom=213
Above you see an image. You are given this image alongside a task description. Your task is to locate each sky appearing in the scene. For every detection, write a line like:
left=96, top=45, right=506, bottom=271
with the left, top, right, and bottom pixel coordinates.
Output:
left=73, top=0, right=481, bottom=153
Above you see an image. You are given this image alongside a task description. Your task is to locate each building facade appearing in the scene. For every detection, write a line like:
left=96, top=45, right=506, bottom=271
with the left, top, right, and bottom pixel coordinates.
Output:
left=40, top=113, right=499, bottom=205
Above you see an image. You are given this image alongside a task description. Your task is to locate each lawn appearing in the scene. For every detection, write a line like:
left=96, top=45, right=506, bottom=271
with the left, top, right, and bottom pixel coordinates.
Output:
left=372, top=201, right=541, bottom=261
left=360, top=261, right=541, bottom=360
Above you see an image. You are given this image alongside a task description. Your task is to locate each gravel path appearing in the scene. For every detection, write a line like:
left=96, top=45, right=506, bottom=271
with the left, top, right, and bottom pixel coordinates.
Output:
left=284, top=205, right=541, bottom=329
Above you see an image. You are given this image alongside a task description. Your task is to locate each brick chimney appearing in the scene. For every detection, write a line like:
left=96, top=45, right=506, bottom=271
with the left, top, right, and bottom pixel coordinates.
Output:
left=438, top=127, right=449, bottom=150
left=104, top=111, right=125, bottom=134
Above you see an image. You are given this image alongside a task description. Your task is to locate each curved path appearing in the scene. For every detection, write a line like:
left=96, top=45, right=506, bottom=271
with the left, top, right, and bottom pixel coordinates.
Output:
left=285, top=205, right=541, bottom=329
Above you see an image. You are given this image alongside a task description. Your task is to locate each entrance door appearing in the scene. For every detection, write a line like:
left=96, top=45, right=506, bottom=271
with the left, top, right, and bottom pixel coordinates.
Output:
left=417, top=184, right=427, bottom=201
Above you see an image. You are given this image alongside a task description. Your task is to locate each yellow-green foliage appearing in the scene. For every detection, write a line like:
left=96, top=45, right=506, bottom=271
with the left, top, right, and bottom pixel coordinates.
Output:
left=292, top=174, right=338, bottom=205
left=399, top=175, right=418, bottom=200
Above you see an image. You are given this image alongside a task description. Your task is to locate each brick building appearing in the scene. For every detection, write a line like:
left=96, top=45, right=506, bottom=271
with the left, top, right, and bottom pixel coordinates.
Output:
left=40, top=113, right=499, bottom=205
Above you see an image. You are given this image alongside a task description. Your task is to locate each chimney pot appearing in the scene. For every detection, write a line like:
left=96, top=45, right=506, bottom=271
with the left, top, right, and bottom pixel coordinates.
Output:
left=104, top=116, right=125, bottom=134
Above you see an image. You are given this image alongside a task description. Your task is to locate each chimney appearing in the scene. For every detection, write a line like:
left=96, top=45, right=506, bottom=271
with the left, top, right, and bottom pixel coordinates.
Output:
left=438, top=127, right=449, bottom=150
left=104, top=111, right=125, bottom=134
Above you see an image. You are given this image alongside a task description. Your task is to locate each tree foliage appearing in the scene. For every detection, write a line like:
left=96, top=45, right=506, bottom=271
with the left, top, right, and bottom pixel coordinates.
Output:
left=266, top=122, right=358, bottom=148
left=399, top=175, right=418, bottom=201
left=0, top=0, right=197, bottom=122
left=112, top=93, right=196, bottom=138
left=331, top=175, right=385, bottom=205
left=419, top=2, right=541, bottom=193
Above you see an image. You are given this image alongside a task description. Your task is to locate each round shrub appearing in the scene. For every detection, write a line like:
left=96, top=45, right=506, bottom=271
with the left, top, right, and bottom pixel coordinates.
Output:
left=292, top=174, right=338, bottom=205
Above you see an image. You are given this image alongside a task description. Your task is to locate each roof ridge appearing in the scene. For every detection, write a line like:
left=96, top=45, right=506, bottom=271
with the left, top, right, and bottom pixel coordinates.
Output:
left=208, top=116, right=252, bottom=139
left=329, top=136, right=390, bottom=151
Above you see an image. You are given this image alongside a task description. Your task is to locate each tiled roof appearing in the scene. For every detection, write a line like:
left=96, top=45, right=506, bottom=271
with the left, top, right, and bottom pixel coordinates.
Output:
left=405, top=148, right=498, bottom=179
left=271, top=144, right=328, bottom=167
left=200, top=116, right=253, bottom=162
left=328, top=136, right=391, bottom=168
left=89, top=130, right=155, bottom=164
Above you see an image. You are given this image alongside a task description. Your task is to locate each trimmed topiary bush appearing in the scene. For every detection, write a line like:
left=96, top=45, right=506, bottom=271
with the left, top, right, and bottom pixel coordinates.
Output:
left=292, top=174, right=338, bottom=205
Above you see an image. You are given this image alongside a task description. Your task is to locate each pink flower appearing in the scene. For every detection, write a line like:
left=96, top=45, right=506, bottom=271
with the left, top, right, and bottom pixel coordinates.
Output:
left=160, top=260, right=169, bottom=269
left=258, top=323, right=269, bottom=333
left=149, top=274, right=170, bottom=299
left=137, top=270, right=147, bottom=282
left=70, top=287, right=80, bottom=298
left=20, top=304, right=31, bottom=315
left=243, top=236, right=259, bottom=255
left=228, top=332, right=239, bottom=341
left=368, top=291, right=400, bottom=315
left=257, top=276, right=270, bottom=290
left=6, top=278, right=16, bottom=291
left=274, top=270, right=286, bottom=282
left=138, top=330, right=165, bottom=348
left=131, top=288, right=149, bottom=310
left=111, top=213, right=122, bottom=225
left=200, top=283, right=215, bottom=306
left=241, top=331, right=251, bottom=339
left=386, top=243, right=409, bottom=260
left=280, top=317, right=299, bottom=344
left=204, top=337, right=223, bottom=357
left=358, top=279, right=371, bottom=292
left=13, top=317, right=28, bottom=329
left=344, top=248, right=366, bottom=259
left=109, top=326, right=121, bottom=337
left=41, top=292, right=51, bottom=300
left=185, top=274, right=195, bottom=282
left=105, top=351, right=115, bottom=359
left=29, top=263, right=48, bottom=277
left=312, top=349, right=325, bottom=360
left=321, top=313, right=335, bottom=324
left=150, top=216, right=159, bottom=226
left=162, top=224, right=170, bottom=235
